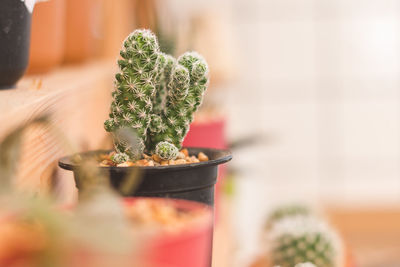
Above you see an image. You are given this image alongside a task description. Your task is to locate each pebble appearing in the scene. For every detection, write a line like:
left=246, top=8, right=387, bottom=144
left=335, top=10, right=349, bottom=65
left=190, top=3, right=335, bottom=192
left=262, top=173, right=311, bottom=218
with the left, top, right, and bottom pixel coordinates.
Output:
left=198, top=152, right=209, bottom=162
left=175, top=159, right=186, bottom=165
left=136, top=159, right=148, bottom=166
left=143, top=154, right=151, bottom=159
left=177, top=152, right=186, bottom=159
left=190, top=156, right=200, bottom=163
left=152, top=154, right=162, bottom=163
left=117, top=162, right=131, bottom=167
left=181, top=149, right=189, bottom=157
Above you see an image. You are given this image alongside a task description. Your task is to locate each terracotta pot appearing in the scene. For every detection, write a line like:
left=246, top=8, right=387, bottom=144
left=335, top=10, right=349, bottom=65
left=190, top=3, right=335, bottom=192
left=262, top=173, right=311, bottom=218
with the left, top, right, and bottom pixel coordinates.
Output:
left=64, top=0, right=98, bottom=62
left=124, top=197, right=213, bottom=267
left=27, top=0, right=65, bottom=74
left=345, top=247, right=356, bottom=267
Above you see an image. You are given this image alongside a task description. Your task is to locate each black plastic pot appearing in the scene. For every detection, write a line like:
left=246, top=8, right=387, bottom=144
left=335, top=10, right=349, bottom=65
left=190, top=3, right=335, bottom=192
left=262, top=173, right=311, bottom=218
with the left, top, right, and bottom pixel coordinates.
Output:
left=0, top=0, right=32, bottom=89
left=59, top=147, right=232, bottom=206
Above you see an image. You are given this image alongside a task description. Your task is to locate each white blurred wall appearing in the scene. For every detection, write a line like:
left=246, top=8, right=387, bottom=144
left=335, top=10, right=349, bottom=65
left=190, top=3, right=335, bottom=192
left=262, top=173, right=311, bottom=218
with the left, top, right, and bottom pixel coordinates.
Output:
left=221, top=0, right=400, bottom=265
left=228, top=0, right=400, bottom=205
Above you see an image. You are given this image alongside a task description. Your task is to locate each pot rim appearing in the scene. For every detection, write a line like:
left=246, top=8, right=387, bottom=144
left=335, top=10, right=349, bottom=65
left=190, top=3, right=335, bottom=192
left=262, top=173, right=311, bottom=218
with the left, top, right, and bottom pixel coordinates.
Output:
left=58, top=147, right=232, bottom=173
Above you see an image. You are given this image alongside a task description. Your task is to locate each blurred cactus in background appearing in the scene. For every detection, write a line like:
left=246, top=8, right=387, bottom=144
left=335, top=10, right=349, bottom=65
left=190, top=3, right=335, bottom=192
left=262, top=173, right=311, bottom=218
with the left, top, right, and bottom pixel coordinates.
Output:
left=104, top=29, right=209, bottom=162
left=266, top=215, right=343, bottom=267
left=266, top=204, right=312, bottom=229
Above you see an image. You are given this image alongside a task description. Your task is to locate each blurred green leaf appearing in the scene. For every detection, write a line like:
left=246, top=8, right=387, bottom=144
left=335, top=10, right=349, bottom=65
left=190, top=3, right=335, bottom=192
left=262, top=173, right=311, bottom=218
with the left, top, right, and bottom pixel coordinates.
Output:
left=0, top=115, right=49, bottom=192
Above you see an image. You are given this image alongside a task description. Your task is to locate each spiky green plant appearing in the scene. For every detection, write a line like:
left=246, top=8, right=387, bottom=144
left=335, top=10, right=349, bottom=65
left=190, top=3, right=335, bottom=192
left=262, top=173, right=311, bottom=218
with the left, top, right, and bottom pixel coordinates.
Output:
left=0, top=117, right=140, bottom=267
left=266, top=204, right=311, bottom=229
left=267, top=216, right=343, bottom=267
left=104, top=29, right=209, bottom=162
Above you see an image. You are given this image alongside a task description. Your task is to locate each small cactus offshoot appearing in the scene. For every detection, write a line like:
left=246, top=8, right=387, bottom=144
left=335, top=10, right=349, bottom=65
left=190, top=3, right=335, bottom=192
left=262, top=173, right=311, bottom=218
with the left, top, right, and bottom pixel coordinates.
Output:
left=155, top=141, right=179, bottom=161
left=267, top=216, right=343, bottom=267
left=110, top=153, right=129, bottom=164
left=104, top=29, right=209, bottom=163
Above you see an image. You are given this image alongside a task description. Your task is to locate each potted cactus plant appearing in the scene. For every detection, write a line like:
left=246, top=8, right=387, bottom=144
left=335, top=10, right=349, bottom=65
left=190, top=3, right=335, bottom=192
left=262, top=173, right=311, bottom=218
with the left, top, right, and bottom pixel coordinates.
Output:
left=59, top=29, right=232, bottom=205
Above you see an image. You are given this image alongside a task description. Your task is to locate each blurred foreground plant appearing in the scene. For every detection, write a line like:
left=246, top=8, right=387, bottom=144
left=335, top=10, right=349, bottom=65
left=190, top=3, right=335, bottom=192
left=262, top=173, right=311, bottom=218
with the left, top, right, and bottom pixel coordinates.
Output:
left=0, top=116, right=142, bottom=267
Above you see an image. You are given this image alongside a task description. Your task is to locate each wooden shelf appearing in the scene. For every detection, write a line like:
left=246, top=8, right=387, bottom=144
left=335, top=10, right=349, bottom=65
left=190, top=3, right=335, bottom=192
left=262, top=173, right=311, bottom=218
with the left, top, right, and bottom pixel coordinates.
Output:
left=0, top=61, right=115, bottom=202
left=327, top=207, right=400, bottom=266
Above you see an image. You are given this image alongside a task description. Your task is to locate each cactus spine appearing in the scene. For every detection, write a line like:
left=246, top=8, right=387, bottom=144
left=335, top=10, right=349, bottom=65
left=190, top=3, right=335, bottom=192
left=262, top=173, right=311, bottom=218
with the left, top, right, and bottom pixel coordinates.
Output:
left=148, top=52, right=209, bottom=153
left=267, top=216, right=343, bottom=267
left=104, top=29, right=209, bottom=162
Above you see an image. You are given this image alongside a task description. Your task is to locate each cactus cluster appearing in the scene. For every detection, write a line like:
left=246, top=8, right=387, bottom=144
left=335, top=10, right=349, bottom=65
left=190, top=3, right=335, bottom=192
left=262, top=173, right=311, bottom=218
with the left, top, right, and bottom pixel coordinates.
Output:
left=104, top=29, right=209, bottom=162
left=266, top=207, right=343, bottom=267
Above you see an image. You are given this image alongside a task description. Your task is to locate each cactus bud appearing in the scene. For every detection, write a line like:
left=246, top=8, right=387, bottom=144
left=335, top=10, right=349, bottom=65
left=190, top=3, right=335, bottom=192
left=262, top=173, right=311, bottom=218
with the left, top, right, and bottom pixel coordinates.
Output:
left=155, top=141, right=179, bottom=160
left=111, top=153, right=129, bottom=164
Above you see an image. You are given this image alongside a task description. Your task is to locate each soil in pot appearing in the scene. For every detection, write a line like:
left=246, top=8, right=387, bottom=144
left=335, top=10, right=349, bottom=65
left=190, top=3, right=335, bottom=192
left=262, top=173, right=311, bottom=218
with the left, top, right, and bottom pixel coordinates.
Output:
left=98, top=148, right=208, bottom=167
left=0, top=0, right=32, bottom=88
left=59, top=147, right=232, bottom=206
left=124, top=197, right=213, bottom=267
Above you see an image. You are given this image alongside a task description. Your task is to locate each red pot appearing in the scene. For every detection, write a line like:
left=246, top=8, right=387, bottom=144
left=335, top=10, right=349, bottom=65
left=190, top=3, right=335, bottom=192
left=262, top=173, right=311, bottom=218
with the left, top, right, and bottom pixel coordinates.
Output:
left=183, top=118, right=228, bottom=220
left=183, top=118, right=227, bottom=150
left=124, top=197, right=213, bottom=267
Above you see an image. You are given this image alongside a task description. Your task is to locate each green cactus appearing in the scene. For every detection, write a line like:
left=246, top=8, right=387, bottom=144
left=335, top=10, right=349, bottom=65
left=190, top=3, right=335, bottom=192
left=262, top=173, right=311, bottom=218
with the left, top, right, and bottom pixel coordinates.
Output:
left=104, top=29, right=209, bottom=163
left=266, top=205, right=311, bottom=229
left=110, top=153, right=129, bottom=164
left=155, top=141, right=179, bottom=160
left=267, top=216, right=342, bottom=267
left=147, top=52, right=209, bottom=152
